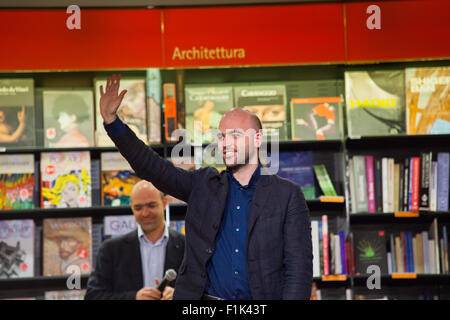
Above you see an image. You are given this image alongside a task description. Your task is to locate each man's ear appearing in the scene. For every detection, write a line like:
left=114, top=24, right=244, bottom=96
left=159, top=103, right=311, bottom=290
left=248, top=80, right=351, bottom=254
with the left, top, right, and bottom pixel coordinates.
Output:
left=254, top=131, right=263, bottom=149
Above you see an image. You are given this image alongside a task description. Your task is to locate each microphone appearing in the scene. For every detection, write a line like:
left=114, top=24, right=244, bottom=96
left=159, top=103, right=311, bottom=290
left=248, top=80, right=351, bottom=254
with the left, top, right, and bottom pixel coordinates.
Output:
left=157, top=269, right=177, bottom=291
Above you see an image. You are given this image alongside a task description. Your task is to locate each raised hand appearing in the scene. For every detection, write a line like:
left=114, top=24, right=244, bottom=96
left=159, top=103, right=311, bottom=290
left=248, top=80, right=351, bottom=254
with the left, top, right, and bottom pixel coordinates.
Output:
left=99, top=74, right=128, bottom=124
left=17, top=105, right=25, bottom=124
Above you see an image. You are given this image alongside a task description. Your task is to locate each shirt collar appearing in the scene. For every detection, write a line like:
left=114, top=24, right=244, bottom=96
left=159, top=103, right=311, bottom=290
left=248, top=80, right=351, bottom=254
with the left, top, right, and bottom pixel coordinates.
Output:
left=226, top=161, right=262, bottom=188
left=137, top=223, right=169, bottom=244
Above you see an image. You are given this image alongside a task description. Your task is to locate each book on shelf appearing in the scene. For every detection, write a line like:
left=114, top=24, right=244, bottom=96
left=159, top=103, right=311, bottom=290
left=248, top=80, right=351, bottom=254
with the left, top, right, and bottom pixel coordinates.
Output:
left=313, top=164, right=338, bottom=197
left=95, top=77, right=147, bottom=147
left=185, top=84, right=234, bottom=145
left=234, top=83, right=288, bottom=141
left=169, top=220, right=185, bottom=235
left=42, top=89, right=95, bottom=148
left=0, top=154, right=34, bottom=210
left=101, top=152, right=140, bottom=207
left=287, top=79, right=344, bottom=141
left=405, top=66, right=450, bottom=135
left=42, top=217, right=92, bottom=276
left=277, top=151, right=316, bottom=200
left=0, top=219, right=34, bottom=279
left=345, top=70, right=406, bottom=138
left=0, top=78, right=35, bottom=148
left=146, top=68, right=162, bottom=144
left=163, top=83, right=178, bottom=142
left=103, top=215, right=137, bottom=240
left=353, top=230, right=388, bottom=275
left=40, top=151, right=92, bottom=208
left=437, top=153, right=449, bottom=211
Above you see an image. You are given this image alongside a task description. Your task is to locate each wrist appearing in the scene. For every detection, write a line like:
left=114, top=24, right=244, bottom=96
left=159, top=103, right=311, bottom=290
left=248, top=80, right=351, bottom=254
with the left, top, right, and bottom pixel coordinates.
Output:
left=103, top=114, right=117, bottom=125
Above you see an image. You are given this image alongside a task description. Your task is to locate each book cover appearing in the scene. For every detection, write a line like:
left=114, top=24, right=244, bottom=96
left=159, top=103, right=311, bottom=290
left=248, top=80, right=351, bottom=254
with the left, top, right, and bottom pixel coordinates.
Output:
left=345, top=70, right=406, bottom=138
left=0, top=154, right=34, bottom=210
left=278, top=151, right=315, bottom=200
left=95, top=78, right=147, bottom=147
left=41, top=151, right=91, bottom=208
left=437, top=153, right=449, bottom=211
left=354, top=230, right=388, bottom=275
left=314, top=164, right=338, bottom=197
left=290, top=97, right=343, bottom=141
left=42, top=89, right=94, bottom=148
left=103, top=215, right=137, bottom=240
left=185, top=84, right=234, bottom=145
left=234, top=84, right=287, bottom=141
left=101, top=152, right=140, bottom=207
left=365, top=156, right=376, bottom=213
left=146, top=69, right=162, bottom=144
left=0, top=219, right=34, bottom=278
left=353, top=156, right=368, bottom=212
left=0, top=79, right=35, bottom=148
left=405, top=67, right=450, bottom=134
left=43, top=217, right=92, bottom=276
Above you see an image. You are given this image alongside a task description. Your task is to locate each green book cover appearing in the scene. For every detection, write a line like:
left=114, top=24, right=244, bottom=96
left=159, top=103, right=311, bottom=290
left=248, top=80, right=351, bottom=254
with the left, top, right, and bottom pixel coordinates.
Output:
left=314, top=164, right=337, bottom=196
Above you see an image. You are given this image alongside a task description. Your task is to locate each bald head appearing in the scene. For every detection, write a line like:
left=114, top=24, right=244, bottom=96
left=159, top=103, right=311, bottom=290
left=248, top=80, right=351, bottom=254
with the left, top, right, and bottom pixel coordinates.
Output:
left=131, top=180, right=164, bottom=203
left=220, top=107, right=262, bottom=132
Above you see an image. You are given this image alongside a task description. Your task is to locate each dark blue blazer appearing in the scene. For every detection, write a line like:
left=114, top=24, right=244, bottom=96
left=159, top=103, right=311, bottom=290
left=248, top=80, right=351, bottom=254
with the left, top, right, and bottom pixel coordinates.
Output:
left=109, top=125, right=313, bottom=300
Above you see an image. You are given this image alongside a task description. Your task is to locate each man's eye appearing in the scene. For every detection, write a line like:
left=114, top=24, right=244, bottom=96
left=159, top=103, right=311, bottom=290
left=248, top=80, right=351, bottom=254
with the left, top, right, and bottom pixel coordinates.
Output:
left=134, top=206, right=143, bottom=211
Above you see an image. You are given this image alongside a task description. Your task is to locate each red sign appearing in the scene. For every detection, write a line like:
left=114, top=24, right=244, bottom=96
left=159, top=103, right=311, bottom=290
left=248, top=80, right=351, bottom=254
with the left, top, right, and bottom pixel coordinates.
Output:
left=0, top=9, right=162, bottom=71
left=163, top=4, right=346, bottom=67
left=345, top=0, right=450, bottom=62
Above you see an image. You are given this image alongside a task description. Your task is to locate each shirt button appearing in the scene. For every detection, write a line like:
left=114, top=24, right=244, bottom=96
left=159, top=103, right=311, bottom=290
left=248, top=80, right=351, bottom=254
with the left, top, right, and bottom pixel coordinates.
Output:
left=235, top=249, right=239, bottom=253
left=206, top=248, right=213, bottom=254
left=236, top=206, right=240, bottom=210
left=235, top=271, right=238, bottom=275
left=236, top=228, right=239, bottom=232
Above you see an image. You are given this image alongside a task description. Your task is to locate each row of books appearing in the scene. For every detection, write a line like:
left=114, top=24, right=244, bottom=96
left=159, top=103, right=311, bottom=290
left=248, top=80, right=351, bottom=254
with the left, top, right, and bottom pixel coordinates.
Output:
left=1, top=66, right=449, bottom=149
left=348, top=152, right=450, bottom=214
left=0, top=151, right=338, bottom=210
left=0, top=216, right=185, bottom=279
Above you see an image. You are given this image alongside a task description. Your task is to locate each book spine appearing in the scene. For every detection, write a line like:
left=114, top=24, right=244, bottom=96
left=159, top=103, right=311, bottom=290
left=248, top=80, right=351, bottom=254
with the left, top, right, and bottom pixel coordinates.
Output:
left=382, top=158, right=389, bottom=213
left=437, top=153, right=450, bottom=211
left=419, top=152, right=431, bottom=210
left=345, top=240, right=350, bottom=275
left=339, top=231, right=346, bottom=275
left=319, top=221, right=323, bottom=275
left=374, top=157, right=383, bottom=213
left=444, top=225, right=449, bottom=274
left=365, top=156, right=376, bottom=213
left=163, top=83, right=178, bottom=142
left=311, top=221, right=321, bottom=277
left=413, top=235, right=418, bottom=274
left=398, top=163, right=404, bottom=213
left=322, top=215, right=329, bottom=276
left=432, top=218, right=440, bottom=274
left=350, top=232, right=356, bottom=275
left=422, top=231, right=430, bottom=274
left=429, top=161, right=438, bottom=212
left=408, top=232, right=414, bottom=273
left=408, top=158, right=413, bottom=211
left=390, top=233, right=396, bottom=273
left=395, top=236, right=403, bottom=273
left=353, top=157, right=368, bottom=212
left=387, top=252, right=392, bottom=275
left=314, top=165, right=338, bottom=197
left=411, top=157, right=421, bottom=212
left=394, top=163, right=400, bottom=212
left=348, top=159, right=357, bottom=214
left=388, top=159, right=395, bottom=212
left=429, top=240, right=436, bottom=274
left=401, top=232, right=407, bottom=272
left=403, top=158, right=410, bottom=211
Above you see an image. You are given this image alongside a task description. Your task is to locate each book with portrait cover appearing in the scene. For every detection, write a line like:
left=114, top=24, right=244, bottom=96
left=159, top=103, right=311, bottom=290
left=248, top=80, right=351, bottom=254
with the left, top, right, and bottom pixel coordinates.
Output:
left=95, top=78, right=147, bottom=146
left=42, top=89, right=94, bottom=148
left=277, top=151, right=316, bottom=200
left=0, top=78, right=35, bottom=148
left=354, top=230, right=388, bottom=275
left=345, top=71, right=406, bottom=138
left=0, top=154, right=34, bottom=210
left=0, top=219, right=34, bottom=279
left=185, top=85, right=234, bottom=145
left=405, top=67, right=450, bottom=135
left=43, top=217, right=92, bottom=276
left=41, top=151, right=91, bottom=208
left=101, top=152, right=140, bottom=207
left=234, top=84, right=287, bottom=141
left=287, top=80, right=344, bottom=141
left=103, top=215, right=137, bottom=240
left=45, top=290, right=86, bottom=300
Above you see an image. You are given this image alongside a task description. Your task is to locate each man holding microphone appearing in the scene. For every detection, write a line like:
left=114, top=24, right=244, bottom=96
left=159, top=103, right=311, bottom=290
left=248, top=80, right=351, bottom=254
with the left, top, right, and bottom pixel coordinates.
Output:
left=99, top=74, right=312, bottom=300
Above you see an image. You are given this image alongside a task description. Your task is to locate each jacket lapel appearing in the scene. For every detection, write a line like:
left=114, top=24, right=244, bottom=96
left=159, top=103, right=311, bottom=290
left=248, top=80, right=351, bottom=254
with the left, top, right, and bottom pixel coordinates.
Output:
left=126, top=230, right=144, bottom=288
left=164, top=229, right=183, bottom=272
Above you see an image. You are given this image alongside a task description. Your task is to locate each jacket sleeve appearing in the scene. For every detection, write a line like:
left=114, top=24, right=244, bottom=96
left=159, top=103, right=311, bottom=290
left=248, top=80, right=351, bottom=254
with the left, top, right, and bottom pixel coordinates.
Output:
left=107, top=121, right=205, bottom=203
left=84, top=241, right=136, bottom=300
left=282, top=184, right=313, bottom=300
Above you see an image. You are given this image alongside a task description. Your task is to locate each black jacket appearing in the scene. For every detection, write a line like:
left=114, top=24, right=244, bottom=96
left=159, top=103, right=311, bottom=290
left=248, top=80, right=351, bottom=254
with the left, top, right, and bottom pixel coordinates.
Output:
left=84, top=228, right=185, bottom=300
left=109, top=124, right=313, bottom=300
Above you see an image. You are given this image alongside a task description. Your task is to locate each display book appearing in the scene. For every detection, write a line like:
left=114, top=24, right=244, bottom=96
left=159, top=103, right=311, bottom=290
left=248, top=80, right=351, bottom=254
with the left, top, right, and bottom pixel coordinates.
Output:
left=348, top=152, right=449, bottom=214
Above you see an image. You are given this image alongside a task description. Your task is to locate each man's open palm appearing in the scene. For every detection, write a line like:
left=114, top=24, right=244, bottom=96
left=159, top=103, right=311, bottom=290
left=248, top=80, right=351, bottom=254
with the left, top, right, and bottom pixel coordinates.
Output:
left=99, top=74, right=127, bottom=124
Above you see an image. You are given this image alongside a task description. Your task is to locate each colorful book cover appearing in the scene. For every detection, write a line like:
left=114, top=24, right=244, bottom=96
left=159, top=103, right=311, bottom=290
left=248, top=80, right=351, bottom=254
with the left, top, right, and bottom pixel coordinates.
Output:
left=95, top=78, right=147, bottom=147
left=345, top=70, right=406, bottom=138
left=0, top=154, right=34, bottom=210
left=277, top=151, right=315, bottom=200
left=405, top=67, right=450, bottom=134
left=234, top=84, right=287, bottom=141
left=42, top=89, right=94, bottom=148
left=103, top=215, right=137, bottom=240
left=437, top=153, right=449, bottom=211
left=354, top=230, right=388, bottom=275
left=185, top=84, right=234, bottom=145
left=101, top=152, right=140, bottom=207
left=314, top=164, right=337, bottom=197
left=0, top=219, right=34, bottom=278
left=0, top=78, right=35, bottom=148
left=45, top=290, right=86, bottom=300
left=146, top=69, right=162, bottom=144
left=43, top=217, right=92, bottom=276
left=41, top=151, right=91, bottom=208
